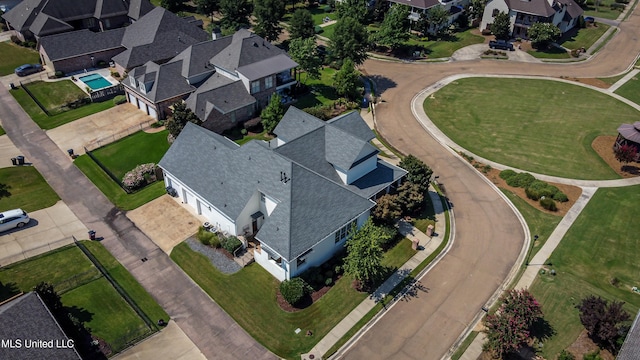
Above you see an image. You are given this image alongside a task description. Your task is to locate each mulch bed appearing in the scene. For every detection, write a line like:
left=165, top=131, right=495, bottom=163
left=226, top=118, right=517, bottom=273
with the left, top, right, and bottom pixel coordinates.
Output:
left=592, top=135, right=640, bottom=178
left=276, top=284, right=333, bottom=312
left=566, top=329, right=614, bottom=360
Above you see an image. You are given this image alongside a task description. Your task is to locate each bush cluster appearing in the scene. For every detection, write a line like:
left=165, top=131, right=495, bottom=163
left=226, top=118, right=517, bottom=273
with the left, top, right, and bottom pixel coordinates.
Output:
left=499, top=170, right=568, bottom=208
left=197, top=226, right=220, bottom=248
left=300, top=256, right=344, bottom=290
left=113, top=95, right=127, bottom=105
left=122, top=163, right=156, bottom=190
left=502, top=171, right=536, bottom=188
left=54, top=70, right=65, bottom=78
left=221, top=236, right=242, bottom=254
left=539, top=197, right=557, bottom=211
left=280, top=277, right=311, bottom=305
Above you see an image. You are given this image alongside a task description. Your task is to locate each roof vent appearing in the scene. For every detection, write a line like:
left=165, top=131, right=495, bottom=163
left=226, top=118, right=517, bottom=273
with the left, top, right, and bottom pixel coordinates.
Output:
left=253, top=42, right=258, bottom=47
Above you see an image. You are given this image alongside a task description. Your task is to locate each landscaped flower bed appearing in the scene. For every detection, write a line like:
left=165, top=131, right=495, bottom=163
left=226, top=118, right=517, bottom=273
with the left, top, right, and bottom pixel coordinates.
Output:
left=122, top=163, right=157, bottom=191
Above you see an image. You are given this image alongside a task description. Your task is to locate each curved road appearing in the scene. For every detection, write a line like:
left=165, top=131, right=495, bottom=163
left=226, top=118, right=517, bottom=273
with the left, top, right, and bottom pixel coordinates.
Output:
left=342, top=7, right=640, bottom=360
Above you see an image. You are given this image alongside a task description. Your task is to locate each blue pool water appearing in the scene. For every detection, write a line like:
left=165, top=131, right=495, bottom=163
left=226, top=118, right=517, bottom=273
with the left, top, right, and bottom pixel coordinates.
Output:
left=80, top=73, right=112, bottom=90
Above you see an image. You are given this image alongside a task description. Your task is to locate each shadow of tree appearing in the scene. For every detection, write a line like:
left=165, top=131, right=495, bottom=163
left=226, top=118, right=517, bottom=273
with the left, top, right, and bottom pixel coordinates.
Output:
left=0, top=183, right=11, bottom=199
left=530, top=317, right=556, bottom=342
left=0, top=281, right=20, bottom=301
left=368, top=75, right=397, bottom=97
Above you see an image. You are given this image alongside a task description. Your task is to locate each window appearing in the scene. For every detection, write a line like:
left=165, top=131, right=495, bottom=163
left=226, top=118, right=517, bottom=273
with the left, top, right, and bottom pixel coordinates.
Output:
left=230, top=111, right=236, bottom=123
left=335, top=220, right=357, bottom=243
left=492, top=9, right=499, bottom=17
left=260, top=193, right=266, bottom=203
left=251, top=80, right=260, bottom=94
left=265, top=76, right=273, bottom=89
left=297, top=248, right=313, bottom=267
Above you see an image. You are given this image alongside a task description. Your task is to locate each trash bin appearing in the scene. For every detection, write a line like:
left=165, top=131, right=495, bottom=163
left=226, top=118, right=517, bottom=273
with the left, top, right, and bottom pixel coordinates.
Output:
left=11, top=158, right=17, bottom=166
left=88, top=230, right=96, bottom=240
left=67, top=149, right=74, bottom=157
left=16, top=156, right=24, bottom=165
left=10, top=83, right=16, bottom=90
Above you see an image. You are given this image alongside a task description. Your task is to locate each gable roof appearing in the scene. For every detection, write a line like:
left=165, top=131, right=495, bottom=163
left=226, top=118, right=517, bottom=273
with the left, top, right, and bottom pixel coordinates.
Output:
left=170, top=37, right=233, bottom=79
left=126, top=60, right=195, bottom=102
left=39, top=28, right=125, bottom=61
left=29, top=12, right=73, bottom=36
left=128, top=0, right=155, bottom=20
left=0, top=292, right=81, bottom=360
left=506, top=0, right=555, bottom=16
left=186, top=74, right=256, bottom=116
left=327, top=111, right=376, bottom=142
left=387, top=0, right=440, bottom=10
left=273, top=106, right=325, bottom=141
left=618, top=311, right=640, bottom=360
left=1, top=0, right=44, bottom=31
left=557, top=0, right=584, bottom=18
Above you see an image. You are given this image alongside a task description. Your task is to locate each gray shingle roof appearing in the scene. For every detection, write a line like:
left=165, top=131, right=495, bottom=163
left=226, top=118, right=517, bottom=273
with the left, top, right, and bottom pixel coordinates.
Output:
left=39, top=28, right=125, bottom=61
left=348, top=160, right=408, bottom=199
left=506, top=0, right=555, bottom=16
left=388, top=0, right=440, bottom=10
left=1, top=0, right=44, bottom=31
left=170, top=38, right=233, bottom=79
left=93, top=0, right=129, bottom=18
left=325, top=124, right=379, bottom=171
left=237, top=54, right=298, bottom=82
left=0, top=292, right=81, bottom=360
left=618, top=122, right=640, bottom=144
left=327, top=111, right=375, bottom=142
left=124, top=60, right=195, bottom=102
left=273, top=106, right=325, bottom=141
left=618, top=311, right=640, bottom=360
left=194, top=80, right=256, bottom=115
left=557, top=0, right=584, bottom=18
left=209, top=29, right=293, bottom=73
left=29, top=12, right=73, bottom=36
left=128, top=0, right=155, bottom=20
left=159, top=123, right=375, bottom=261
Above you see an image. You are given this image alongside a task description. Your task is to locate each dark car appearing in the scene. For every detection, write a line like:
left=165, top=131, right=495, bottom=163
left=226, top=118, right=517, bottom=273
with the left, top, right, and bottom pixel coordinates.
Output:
left=489, top=40, right=515, bottom=51
left=15, top=64, right=43, bottom=76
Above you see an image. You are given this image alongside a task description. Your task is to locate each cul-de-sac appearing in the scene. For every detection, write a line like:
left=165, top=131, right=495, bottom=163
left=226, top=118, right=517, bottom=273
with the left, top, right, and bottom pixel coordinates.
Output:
left=0, top=0, right=639, bottom=359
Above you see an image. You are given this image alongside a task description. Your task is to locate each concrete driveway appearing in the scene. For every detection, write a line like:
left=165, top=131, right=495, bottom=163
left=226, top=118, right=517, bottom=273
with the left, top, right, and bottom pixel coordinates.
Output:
left=114, top=321, right=206, bottom=360
left=451, top=43, right=542, bottom=62
left=46, top=103, right=154, bottom=156
left=126, top=195, right=203, bottom=254
left=0, top=201, right=88, bottom=266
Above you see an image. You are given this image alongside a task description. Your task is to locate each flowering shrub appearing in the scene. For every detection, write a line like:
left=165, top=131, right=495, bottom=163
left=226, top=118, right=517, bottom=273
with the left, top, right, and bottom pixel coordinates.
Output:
left=122, top=163, right=156, bottom=190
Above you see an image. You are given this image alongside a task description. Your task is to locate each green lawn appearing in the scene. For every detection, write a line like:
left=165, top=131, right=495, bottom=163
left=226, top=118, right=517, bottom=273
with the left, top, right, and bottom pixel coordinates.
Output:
left=527, top=46, right=571, bottom=59
left=318, top=23, right=336, bottom=39
left=23, top=80, right=88, bottom=115
left=309, top=6, right=336, bottom=25
left=10, top=87, right=114, bottom=129
left=560, top=23, right=610, bottom=51
left=0, top=42, right=40, bottom=76
left=529, top=186, right=640, bottom=358
left=583, top=0, right=626, bottom=19
left=598, top=72, right=628, bottom=85
left=90, top=130, right=171, bottom=178
left=406, top=29, right=485, bottom=59
left=424, top=77, right=635, bottom=179
left=614, top=73, right=640, bottom=104
left=411, top=194, right=436, bottom=234
left=0, top=166, right=60, bottom=212
left=171, top=236, right=416, bottom=359
left=296, top=67, right=338, bottom=109
left=74, top=155, right=165, bottom=210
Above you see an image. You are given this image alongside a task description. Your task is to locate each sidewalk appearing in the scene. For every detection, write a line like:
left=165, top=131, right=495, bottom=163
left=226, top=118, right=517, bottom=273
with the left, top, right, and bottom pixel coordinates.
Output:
left=608, top=68, right=639, bottom=92
left=302, top=191, right=447, bottom=360
left=361, top=77, right=401, bottom=165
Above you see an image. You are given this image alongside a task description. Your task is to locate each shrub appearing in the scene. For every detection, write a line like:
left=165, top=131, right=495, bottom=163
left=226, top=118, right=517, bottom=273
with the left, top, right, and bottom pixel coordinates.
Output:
left=10, top=35, right=21, bottom=45
left=122, top=163, right=156, bottom=190
left=558, top=350, right=576, bottom=360
left=111, top=71, right=121, bottom=78
left=280, top=278, right=309, bottom=305
left=506, top=172, right=536, bottom=188
left=526, top=180, right=559, bottom=200
left=240, top=128, right=248, bottom=135
left=334, top=264, right=342, bottom=275
left=197, top=226, right=220, bottom=247
left=221, top=236, right=242, bottom=254
left=499, top=169, right=517, bottom=181
left=325, top=277, right=333, bottom=286
left=314, top=25, right=324, bottom=34
left=583, top=351, right=603, bottom=360
left=540, top=197, right=557, bottom=211
left=611, top=3, right=625, bottom=10
left=113, top=95, right=127, bottom=105
left=54, top=70, right=64, bottom=78
left=553, top=192, right=568, bottom=202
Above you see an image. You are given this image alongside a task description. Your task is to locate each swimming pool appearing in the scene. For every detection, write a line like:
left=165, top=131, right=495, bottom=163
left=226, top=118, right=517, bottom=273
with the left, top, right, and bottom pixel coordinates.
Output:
left=80, top=73, right=112, bottom=90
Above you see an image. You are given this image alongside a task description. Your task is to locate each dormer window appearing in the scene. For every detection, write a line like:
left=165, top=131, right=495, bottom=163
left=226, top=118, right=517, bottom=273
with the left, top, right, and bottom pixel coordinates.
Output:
left=139, top=82, right=147, bottom=94
left=130, top=77, right=137, bottom=87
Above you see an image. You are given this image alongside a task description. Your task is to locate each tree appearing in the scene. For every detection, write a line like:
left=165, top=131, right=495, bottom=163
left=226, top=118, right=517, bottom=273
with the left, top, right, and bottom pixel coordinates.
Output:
left=220, top=0, right=253, bottom=31
left=288, top=37, right=322, bottom=83
left=397, top=182, right=424, bottom=213
left=577, top=296, right=631, bottom=352
left=166, top=101, right=202, bottom=138
left=372, top=194, right=401, bottom=224
left=289, top=9, right=315, bottom=40
left=371, top=0, right=390, bottom=22
left=253, top=0, right=286, bottom=41
left=483, top=289, right=543, bottom=358
left=614, top=143, right=638, bottom=164
left=330, top=17, right=369, bottom=66
left=343, top=219, right=385, bottom=288
left=34, top=282, right=63, bottom=313
left=160, top=0, right=183, bottom=12
left=398, top=154, right=433, bottom=193
left=333, top=59, right=362, bottom=100
left=528, top=22, right=561, bottom=48
left=468, top=0, right=487, bottom=21
left=426, top=6, right=450, bottom=37
left=490, top=11, right=511, bottom=40
left=337, top=0, right=369, bottom=23
left=195, top=0, right=219, bottom=21
left=375, top=4, right=410, bottom=50
left=261, top=93, right=285, bottom=134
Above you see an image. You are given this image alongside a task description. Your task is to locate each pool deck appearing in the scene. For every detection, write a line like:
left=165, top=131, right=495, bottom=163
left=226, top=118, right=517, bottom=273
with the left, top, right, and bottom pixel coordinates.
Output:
left=70, top=68, right=119, bottom=94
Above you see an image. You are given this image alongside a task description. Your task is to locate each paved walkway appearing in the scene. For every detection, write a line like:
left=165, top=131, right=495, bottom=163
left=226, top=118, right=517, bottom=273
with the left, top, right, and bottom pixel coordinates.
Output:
left=304, top=190, right=447, bottom=360
left=113, top=321, right=206, bottom=360
left=608, top=68, right=640, bottom=92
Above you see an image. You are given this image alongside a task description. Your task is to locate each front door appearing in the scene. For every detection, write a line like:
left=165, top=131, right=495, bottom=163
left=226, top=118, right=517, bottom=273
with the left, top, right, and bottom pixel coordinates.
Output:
left=252, top=218, right=258, bottom=234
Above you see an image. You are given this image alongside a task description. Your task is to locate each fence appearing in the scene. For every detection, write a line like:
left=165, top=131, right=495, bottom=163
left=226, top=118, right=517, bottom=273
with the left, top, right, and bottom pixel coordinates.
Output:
left=84, top=146, right=127, bottom=191
left=19, top=81, right=50, bottom=116
left=90, top=84, right=124, bottom=102
left=85, top=118, right=157, bottom=151
left=53, top=269, right=102, bottom=295
left=0, top=236, right=74, bottom=267
left=108, top=326, right=154, bottom=355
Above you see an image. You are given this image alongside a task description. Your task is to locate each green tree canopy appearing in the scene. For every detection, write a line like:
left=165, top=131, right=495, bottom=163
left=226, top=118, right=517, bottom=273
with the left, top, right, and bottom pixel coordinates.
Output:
left=337, top=0, right=369, bottom=23
left=468, top=0, right=487, bottom=21
left=375, top=4, right=410, bottom=49
left=289, top=37, right=322, bottom=83
left=261, top=93, right=285, bottom=134
left=490, top=11, right=511, bottom=40
left=220, top=0, right=253, bottom=31
left=343, top=219, right=386, bottom=287
left=253, top=0, right=286, bottom=41
left=398, top=154, right=433, bottom=193
left=329, top=17, right=369, bottom=65
left=194, top=0, right=219, bottom=20
left=426, top=5, right=450, bottom=37
left=160, top=0, right=183, bottom=12
left=166, top=101, right=202, bottom=138
left=333, top=59, right=362, bottom=100
left=289, top=9, right=316, bottom=40
left=528, top=22, right=561, bottom=48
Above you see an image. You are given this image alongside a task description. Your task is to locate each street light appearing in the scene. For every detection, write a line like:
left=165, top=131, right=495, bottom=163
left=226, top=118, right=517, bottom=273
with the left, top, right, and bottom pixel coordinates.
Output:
left=526, top=234, right=539, bottom=265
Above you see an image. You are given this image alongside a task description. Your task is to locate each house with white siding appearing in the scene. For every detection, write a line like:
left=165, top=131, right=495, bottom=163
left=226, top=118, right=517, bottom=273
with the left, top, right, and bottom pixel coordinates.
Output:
left=158, top=108, right=406, bottom=281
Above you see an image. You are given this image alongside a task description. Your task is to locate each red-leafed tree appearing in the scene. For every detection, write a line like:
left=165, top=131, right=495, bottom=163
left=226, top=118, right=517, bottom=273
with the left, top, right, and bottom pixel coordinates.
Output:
left=483, top=289, right=543, bottom=358
left=577, top=296, right=630, bottom=353
left=614, top=143, right=638, bottom=165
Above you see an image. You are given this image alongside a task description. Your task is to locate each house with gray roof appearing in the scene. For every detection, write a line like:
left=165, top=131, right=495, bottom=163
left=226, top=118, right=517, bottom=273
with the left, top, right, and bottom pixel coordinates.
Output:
left=0, top=292, right=81, bottom=360
left=480, top=0, right=583, bottom=39
left=2, top=0, right=153, bottom=41
left=158, top=108, right=406, bottom=281
left=387, top=0, right=468, bottom=34
left=123, top=29, right=297, bottom=131
left=618, top=310, right=640, bottom=360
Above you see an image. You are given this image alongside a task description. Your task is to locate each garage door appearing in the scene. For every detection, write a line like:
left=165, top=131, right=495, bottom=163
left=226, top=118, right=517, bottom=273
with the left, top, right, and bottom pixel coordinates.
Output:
left=128, top=93, right=138, bottom=108
left=147, top=105, right=157, bottom=119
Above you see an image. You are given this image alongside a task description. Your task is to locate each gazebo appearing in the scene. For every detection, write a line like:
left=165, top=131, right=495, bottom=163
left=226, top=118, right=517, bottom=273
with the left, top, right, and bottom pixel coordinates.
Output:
left=614, top=121, right=640, bottom=162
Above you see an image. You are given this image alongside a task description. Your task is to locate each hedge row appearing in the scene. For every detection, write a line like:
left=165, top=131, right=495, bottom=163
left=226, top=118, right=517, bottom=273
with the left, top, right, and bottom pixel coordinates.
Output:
left=500, top=170, right=568, bottom=211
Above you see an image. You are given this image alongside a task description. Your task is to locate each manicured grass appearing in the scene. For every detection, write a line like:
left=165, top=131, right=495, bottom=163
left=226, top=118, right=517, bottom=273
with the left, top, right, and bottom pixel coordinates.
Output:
left=529, top=186, right=640, bottom=358
left=527, top=46, right=571, bottom=59
left=451, top=331, right=479, bottom=360
left=598, top=72, right=628, bottom=85
left=61, top=278, right=148, bottom=347
left=74, top=155, right=165, bottom=210
left=296, top=67, right=338, bottom=108
left=500, top=189, right=562, bottom=260
left=23, top=80, right=87, bottom=114
left=424, top=77, right=634, bottom=179
left=90, top=130, right=170, bottom=178
left=411, top=194, right=436, bottom=234
left=560, top=24, right=610, bottom=51
left=318, top=23, right=336, bottom=39
left=583, top=0, right=626, bottom=20
left=0, top=166, right=60, bottom=212
left=0, top=42, right=40, bottom=76
left=10, top=87, right=114, bottom=129
left=382, top=238, right=417, bottom=269
left=308, top=6, right=336, bottom=25
left=406, top=29, right=485, bottom=59
left=614, top=73, right=640, bottom=105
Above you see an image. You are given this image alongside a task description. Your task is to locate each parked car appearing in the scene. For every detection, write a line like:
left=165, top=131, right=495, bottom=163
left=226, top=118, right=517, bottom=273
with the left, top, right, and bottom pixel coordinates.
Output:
left=0, top=209, right=30, bottom=232
left=14, top=64, right=43, bottom=76
left=489, top=40, right=515, bottom=51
